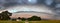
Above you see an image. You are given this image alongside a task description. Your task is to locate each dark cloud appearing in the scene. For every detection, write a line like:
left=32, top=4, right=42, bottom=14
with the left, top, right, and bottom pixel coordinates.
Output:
left=0, top=0, right=60, bottom=20
left=0, top=0, right=55, bottom=7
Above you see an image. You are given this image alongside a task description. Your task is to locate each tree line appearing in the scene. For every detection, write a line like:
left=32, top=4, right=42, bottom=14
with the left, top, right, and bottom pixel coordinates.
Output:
left=0, top=11, right=41, bottom=21
left=17, top=16, right=41, bottom=21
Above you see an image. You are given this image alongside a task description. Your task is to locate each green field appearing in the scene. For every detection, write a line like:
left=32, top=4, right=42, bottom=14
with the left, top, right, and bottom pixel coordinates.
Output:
left=0, top=20, right=60, bottom=23
left=0, top=20, right=25, bottom=23
left=29, top=20, right=60, bottom=23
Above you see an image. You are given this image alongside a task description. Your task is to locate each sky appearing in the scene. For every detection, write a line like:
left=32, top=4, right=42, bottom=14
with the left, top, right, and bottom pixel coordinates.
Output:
left=44, top=0, right=54, bottom=6
left=7, top=5, right=55, bottom=19
left=0, top=0, right=60, bottom=20
left=5, top=0, right=54, bottom=13
left=6, top=5, right=52, bottom=13
left=0, top=0, right=54, bottom=10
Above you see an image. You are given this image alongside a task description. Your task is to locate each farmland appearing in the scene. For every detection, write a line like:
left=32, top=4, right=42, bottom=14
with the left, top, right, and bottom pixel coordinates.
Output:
left=0, top=20, right=60, bottom=23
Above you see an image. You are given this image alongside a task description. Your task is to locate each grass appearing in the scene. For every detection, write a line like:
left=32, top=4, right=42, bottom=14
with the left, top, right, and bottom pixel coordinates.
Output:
left=0, top=20, right=60, bottom=23
left=0, top=20, right=25, bottom=23
left=29, top=20, right=60, bottom=23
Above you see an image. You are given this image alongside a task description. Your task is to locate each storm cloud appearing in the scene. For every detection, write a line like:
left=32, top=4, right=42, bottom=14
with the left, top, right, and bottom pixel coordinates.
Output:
left=0, top=0, right=60, bottom=20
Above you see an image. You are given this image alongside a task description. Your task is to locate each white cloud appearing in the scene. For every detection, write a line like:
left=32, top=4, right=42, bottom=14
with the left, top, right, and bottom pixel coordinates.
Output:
left=6, top=5, right=52, bottom=13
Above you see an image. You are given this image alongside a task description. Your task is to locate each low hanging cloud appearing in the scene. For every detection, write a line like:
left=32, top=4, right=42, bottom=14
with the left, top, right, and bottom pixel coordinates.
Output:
left=0, top=0, right=60, bottom=20
left=6, top=5, right=53, bottom=13
left=5, top=5, right=57, bottom=20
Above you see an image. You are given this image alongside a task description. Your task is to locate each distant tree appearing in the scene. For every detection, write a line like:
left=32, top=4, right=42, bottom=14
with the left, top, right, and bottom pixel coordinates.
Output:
left=21, top=18, right=26, bottom=21
left=0, top=11, right=12, bottom=20
left=17, top=17, right=21, bottom=20
left=28, top=16, right=41, bottom=21
left=0, top=13, right=3, bottom=20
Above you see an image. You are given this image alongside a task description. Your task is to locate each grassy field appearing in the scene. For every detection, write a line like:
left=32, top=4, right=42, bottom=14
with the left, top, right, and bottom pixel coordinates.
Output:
left=0, top=20, right=25, bottom=23
left=29, top=20, right=60, bottom=23
left=0, top=20, right=60, bottom=23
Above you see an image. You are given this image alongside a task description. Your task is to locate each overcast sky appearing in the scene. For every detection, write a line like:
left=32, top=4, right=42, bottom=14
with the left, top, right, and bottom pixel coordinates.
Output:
left=0, top=0, right=60, bottom=20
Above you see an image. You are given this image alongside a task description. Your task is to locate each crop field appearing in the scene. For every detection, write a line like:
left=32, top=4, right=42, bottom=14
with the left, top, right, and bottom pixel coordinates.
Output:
left=0, top=20, right=60, bottom=23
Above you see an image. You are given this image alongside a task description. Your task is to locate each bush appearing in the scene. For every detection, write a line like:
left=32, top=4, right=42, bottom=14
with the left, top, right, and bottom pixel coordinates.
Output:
left=21, top=18, right=26, bottom=21
left=28, top=16, right=41, bottom=21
